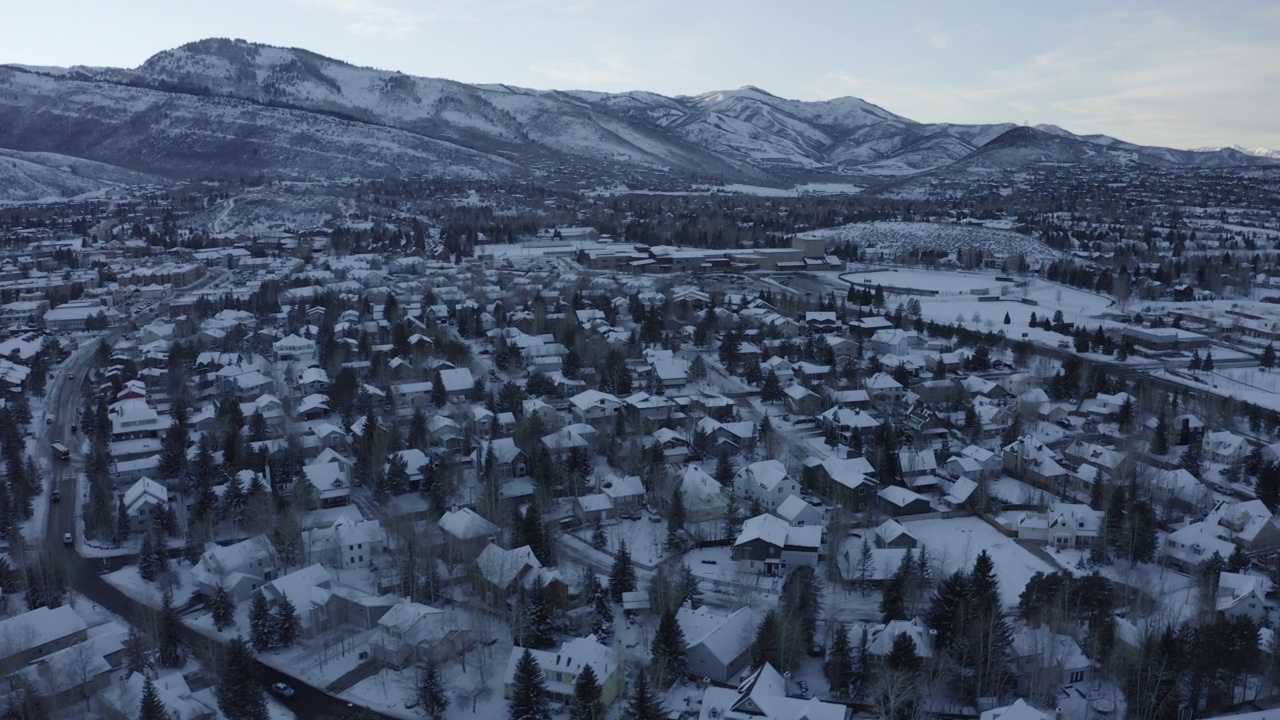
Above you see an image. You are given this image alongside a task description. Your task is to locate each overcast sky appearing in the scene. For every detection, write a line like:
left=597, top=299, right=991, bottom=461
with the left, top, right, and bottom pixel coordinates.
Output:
left=6, top=0, right=1278, bottom=150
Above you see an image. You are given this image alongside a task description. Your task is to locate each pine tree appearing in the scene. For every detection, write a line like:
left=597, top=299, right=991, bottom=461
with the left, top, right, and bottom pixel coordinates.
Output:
left=1258, top=462, right=1280, bottom=512
left=157, top=588, right=183, bottom=668
left=714, top=449, right=735, bottom=488
left=1229, top=544, right=1251, bottom=573
left=216, top=637, right=269, bottom=720
left=249, top=592, right=275, bottom=652
left=609, top=541, right=636, bottom=602
left=855, top=538, right=874, bottom=596
left=211, top=583, right=236, bottom=631
left=583, top=573, right=613, bottom=639
left=723, top=494, right=743, bottom=540
left=751, top=610, right=781, bottom=670
left=517, top=584, right=555, bottom=649
left=652, top=608, right=688, bottom=686
left=124, top=625, right=150, bottom=676
left=115, top=496, right=130, bottom=544
left=140, top=676, right=170, bottom=720
left=568, top=664, right=603, bottom=720
left=625, top=670, right=665, bottom=720
left=761, top=370, right=782, bottom=401
left=418, top=658, right=449, bottom=720
left=666, top=486, right=687, bottom=550
left=1264, top=343, right=1277, bottom=370
left=1152, top=410, right=1169, bottom=455
left=139, top=532, right=158, bottom=581
left=508, top=649, right=551, bottom=720
left=274, top=592, right=300, bottom=647
left=1003, top=311, right=1011, bottom=325
left=1181, top=442, right=1203, bottom=478
left=1105, top=485, right=1127, bottom=550
left=1203, top=351, right=1215, bottom=371
left=824, top=623, right=855, bottom=699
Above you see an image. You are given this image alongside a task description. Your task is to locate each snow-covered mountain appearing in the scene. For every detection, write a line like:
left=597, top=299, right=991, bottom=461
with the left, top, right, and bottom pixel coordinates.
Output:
left=0, top=38, right=1274, bottom=195
left=1191, top=145, right=1280, bottom=160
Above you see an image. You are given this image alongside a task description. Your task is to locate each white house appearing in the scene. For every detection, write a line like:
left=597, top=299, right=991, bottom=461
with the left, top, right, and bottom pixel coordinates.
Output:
left=1216, top=572, right=1272, bottom=622
left=273, top=334, right=317, bottom=364
left=121, top=476, right=168, bottom=534
left=191, top=535, right=278, bottom=602
left=301, top=518, right=387, bottom=570
left=732, top=459, right=801, bottom=512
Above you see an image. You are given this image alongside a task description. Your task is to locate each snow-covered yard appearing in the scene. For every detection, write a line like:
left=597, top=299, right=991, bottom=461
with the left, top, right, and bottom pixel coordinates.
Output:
left=899, top=516, right=1057, bottom=607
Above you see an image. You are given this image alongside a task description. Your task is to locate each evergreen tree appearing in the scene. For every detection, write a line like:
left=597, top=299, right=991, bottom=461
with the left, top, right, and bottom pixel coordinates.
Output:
left=249, top=592, right=275, bottom=652
left=124, top=625, right=150, bottom=676
left=1258, top=462, right=1280, bottom=512
left=211, top=583, right=236, bottom=631
left=1003, top=311, right=1011, bottom=325
left=139, top=532, right=158, bottom=581
left=157, top=588, right=184, bottom=668
left=1228, top=544, right=1252, bottom=573
left=609, top=541, right=636, bottom=602
left=714, top=449, right=735, bottom=488
left=418, top=658, right=449, bottom=720
left=583, top=572, right=613, bottom=639
left=274, top=592, right=300, bottom=647
left=652, top=608, right=688, bottom=687
left=666, top=486, right=687, bottom=550
left=723, top=494, right=743, bottom=540
left=625, top=670, right=665, bottom=720
left=1181, top=442, right=1203, bottom=477
left=115, top=496, right=130, bottom=544
left=568, top=664, right=603, bottom=720
left=1263, top=343, right=1276, bottom=370
left=824, top=623, right=856, bottom=699
left=761, top=370, right=783, bottom=401
left=216, top=637, right=269, bottom=720
left=1203, top=351, right=1215, bottom=371
left=1105, top=485, right=1128, bottom=550
left=516, top=584, right=555, bottom=649
left=139, top=676, right=170, bottom=720
left=508, top=649, right=551, bottom=720
left=1152, top=409, right=1169, bottom=455
left=751, top=610, right=781, bottom=670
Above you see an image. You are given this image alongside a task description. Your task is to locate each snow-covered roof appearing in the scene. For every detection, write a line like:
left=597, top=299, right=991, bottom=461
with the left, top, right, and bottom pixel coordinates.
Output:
left=735, top=513, right=790, bottom=548
left=438, top=507, right=499, bottom=541
left=678, top=605, right=756, bottom=664
left=123, top=476, right=167, bottom=512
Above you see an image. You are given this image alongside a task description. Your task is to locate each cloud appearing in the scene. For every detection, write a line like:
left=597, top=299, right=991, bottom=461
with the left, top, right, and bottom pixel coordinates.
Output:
left=528, top=52, right=650, bottom=90
left=293, top=0, right=433, bottom=39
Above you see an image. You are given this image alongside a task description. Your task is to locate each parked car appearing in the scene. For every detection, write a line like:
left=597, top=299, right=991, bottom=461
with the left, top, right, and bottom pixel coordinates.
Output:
left=270, top=682, right=295, bottom=699
left=51, top=490, right=60, bottom=502
left=63, top=532, right=73, bottom=545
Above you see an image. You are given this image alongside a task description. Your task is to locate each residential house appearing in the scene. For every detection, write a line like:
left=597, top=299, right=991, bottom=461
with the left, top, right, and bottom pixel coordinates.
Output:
left=783, top=384, right=824, bottom=416
left=301, top=518, right=386, bottom=570
left=503, top=635, right=621, bottom=708
left=272, top=334, right=316, bottom=364
left=370, top=601, right=473, bottom=669
left=1203, top=431, right=1250, bottom=465
left=874, top=519, right=918, bottom=549
left=0, top=606, right=89, bottom=675
left=121, top=476, right=168, bottom=535
left=438, top=507, right=500, bottom=567
left=1216, top=572, right=1272, bottom=623
left=260, top=564, right=336, bottom=639
left=1003, top=436, right=1069, bottom=493
left=473, top=544, right=567, bottom=608
left=191, top=536, right=278, bottom=602
left=868, top=618, right=934, bottom=659
left=477, top=438, right=529, bottom=480
left=775, top=495, right=823, bottom=527
left=818, top=406, right=880, bottom=443
left=1011, top=627, right=1094, bottom=697
left=802, top=455, right=877, bottom=511
left=678, top=605, right=757, bottom=684
left=877, top=486, right=933, bottom=518
left=864, top=373, right=905, bottom=410
left=733, top=460, right=801, bottom=512
left=980, top=700, right=1051, bottom=720
left=696, top=663, right=848, bottom=720
left=568, top=389, right=623, bottom=427
left=732, top=514, right=821, bottom=575
left=1005, top=504, right=1104, bottom=549
left=679, top=465, right=729, bottom=528
left=438, top=368, right=476, bottom=400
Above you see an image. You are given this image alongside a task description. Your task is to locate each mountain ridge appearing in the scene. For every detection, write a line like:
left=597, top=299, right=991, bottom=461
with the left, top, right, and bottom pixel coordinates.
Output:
left=0, top=37, right=1275, bottom=201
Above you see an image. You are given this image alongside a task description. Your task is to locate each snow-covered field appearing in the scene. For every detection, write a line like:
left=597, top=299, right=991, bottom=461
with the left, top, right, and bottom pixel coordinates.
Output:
left=800, top=221, right=1063, bottom=265
left=899, top=516, right=1057, bottom=607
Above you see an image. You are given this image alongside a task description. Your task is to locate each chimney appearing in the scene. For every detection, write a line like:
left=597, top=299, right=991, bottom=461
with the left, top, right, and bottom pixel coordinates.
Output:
left=1055, top=708, right=1063, bottom=720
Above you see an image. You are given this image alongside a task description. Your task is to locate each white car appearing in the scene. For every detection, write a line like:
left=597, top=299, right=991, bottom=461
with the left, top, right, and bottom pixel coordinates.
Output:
left=63, top=532, right=73, bottom=545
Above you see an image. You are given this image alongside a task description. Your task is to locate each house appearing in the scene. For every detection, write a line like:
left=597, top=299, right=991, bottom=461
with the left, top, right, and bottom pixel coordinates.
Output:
left=679, top=465, right=729, bottom=529
left=14, top=636, right=114, bottom=711
left=568, top=389, right=623, bottom=426
left=574, top=494, right=614, bottom=525
left=947, top=444, right=1000, bottom=481
left=0, top=606, right=89, bottom=675
left=775, top=495, right=823, bottom=527
left=370, top=601, right=473, bottom=669
left=503, top=635, right=621, bottom=709
left=1216, top=572, right=1272, bottom=622
left=601, top=474, right=646, bottom=515
left=650, top=427, right=691, bottom=463
left=678, top=605, right=757, bottom=684
left=818, top=406, right=880, bottom=442
left=870, top=328, right=920, bottom=356
left=1063, top=440, right=1131, bottom=481
left=877, top=486, right=932, bottom=517
left=868, top=617, right=934, bottom=659
left=438, top=367, right=476, bottom=399
left=303, top=461, right=351, bottom=508
left=260, top=564, right=336, bottom=639
left=732, top=514, right=821, bottom=575
left=980, top=699, right=1051, bottom=720
left=1003, top=436, right=1069, bottom=493
left=803, top=455, right=877, bottom=511
left=783, top=384, right=824, bottom=416
left=477, top=438, right=529, bottom=480
left=874, top=519, right=918, bottom=549
left=273, top=333, right=316, bottom=364
left=300, top=518, right=387, bottom=570
left=121, top=476, right=168, bottom=535
left=191, top=535, right=278, bottom=602
left=1011, top=627, right=1094, bottom=697
left=438, top=507, right=500, bottom=566
left=697, top=663, right=848, bottom=720
left=473, top=544, right=567, bottom=608
left=897, top=448, right=937, bottom=479
left=864, top=372, right=905, bottom=409
left=1005, top=503, right=1104, bottom=548
left=1162, top=522, right=1239, bottom=571
left=1203, top=430, right=1250, bottom=465
left=733, top=460, right=801, bottom=512
left=113, top=670, right=217, bottom=720
left=1208, top=499, right=1280, bottom=549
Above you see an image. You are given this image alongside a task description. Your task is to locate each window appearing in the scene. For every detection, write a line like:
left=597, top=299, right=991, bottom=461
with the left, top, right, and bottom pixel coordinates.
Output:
left=1070, top=670, right=1084, bottom=683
